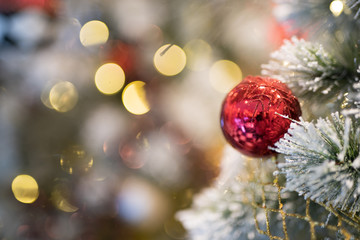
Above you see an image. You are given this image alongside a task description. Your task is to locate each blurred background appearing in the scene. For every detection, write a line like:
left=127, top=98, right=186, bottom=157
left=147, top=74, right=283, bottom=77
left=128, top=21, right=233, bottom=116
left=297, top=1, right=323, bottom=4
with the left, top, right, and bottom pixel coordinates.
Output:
left=0, top=0, right=295, bottom=239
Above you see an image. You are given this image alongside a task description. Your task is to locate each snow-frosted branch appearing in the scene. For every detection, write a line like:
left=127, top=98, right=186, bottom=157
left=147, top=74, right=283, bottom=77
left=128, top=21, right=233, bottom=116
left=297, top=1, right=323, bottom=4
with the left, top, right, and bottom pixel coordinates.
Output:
left=274, top=112, right=360, bottom=214
left=262, top=37, right=351, bottom=103
left=176, top=147, right=269, bottom=240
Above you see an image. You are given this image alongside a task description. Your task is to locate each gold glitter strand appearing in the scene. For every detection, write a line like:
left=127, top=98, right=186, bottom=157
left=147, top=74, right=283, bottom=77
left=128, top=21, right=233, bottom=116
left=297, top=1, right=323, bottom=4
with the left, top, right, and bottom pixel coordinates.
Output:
left=275, top=175, right=289, bottom=240
left=247, top=158, right=360, bottom=239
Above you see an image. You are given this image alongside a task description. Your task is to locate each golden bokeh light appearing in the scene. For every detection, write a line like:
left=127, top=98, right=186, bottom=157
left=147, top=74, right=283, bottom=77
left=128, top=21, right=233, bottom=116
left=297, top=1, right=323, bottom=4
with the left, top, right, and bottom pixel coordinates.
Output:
left=209, top=60, right=242, bottom=93
left=41, top=82, right=54, bottom=109
left=122, top=81, right=150, bottom=115
left=60, top=146, right=94, bottom=174
left=184, top=39, right=212, bottom=71
left=79, top=20, right=109, bottom=47
left=12, top=175, right=39, bottom=204
left=95, top=63, right=125, bottom=95
left=153, top=44, right=186, bottom=76
left=49, top=81, right=78, bottom=112
left=330, top=0, right=344, bottom=17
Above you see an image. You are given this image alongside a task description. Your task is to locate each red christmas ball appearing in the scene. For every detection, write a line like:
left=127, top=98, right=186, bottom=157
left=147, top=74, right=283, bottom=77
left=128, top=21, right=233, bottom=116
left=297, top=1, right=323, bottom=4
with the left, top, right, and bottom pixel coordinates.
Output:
left=220, top=76, right=301, bottom=157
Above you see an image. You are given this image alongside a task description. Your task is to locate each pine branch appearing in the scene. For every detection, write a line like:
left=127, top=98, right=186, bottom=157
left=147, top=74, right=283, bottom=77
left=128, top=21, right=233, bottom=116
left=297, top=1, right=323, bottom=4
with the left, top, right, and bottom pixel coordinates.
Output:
left=273, top=112, right=360, bottom=215
left=176, top=148, right=268, bottom=240
left=262, top=37, right=353, bottom=103
left=273, top=1, right=360, bottom=84
left=343, top=66, right=360, bottom=118
left=176, top=179, right=268, bottom=240
left=178, top=147, right=347, bottom=239
left=274, top=0, right=360, bottom=30
left=347, top=0, right=360, bottom=18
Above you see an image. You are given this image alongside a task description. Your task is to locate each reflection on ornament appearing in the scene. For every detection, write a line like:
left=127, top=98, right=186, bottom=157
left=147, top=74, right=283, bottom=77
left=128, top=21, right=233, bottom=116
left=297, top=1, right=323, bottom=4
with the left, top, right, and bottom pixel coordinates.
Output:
left=220, top=76, right=301, bottom=157
left=60, top=146, right=94, bottom=174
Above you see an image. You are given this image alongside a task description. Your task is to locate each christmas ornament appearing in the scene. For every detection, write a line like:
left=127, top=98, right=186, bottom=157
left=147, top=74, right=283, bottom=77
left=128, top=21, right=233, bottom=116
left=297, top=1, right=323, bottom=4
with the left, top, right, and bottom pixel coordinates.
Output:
left=220, top=76, right=301, bottom=157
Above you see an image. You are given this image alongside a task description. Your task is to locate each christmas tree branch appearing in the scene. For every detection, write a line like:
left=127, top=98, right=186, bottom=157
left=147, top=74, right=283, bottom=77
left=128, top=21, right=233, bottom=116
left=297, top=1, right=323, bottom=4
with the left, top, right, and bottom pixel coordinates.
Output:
left=262, top=37, right=352, bottom=102
left=347, top=0, right=360, bottom=18
left=273, top=112, right=360, bottom=215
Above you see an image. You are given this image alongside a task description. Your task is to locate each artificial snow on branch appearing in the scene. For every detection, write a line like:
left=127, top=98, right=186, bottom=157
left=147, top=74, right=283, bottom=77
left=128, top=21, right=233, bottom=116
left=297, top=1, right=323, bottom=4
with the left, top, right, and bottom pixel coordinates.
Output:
left=273, top=112, right=360, bottom=215
left=343, top=66, right=360, bottom=119
left=176, top=147, right=268, bottom=240
left=177, top=180, right=268, bottom=240
left=262, top=37, right=350, bottom=102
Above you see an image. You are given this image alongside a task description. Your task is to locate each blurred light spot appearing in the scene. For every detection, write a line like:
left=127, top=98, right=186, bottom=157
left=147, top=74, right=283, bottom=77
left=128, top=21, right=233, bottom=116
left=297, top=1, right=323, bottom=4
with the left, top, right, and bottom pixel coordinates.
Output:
left=139, top=24, right=164, bottom=47
left=41, top=82, right=54, bottom=109
left=164, top=218, right=187, bottom=239
left=17, top=225, right=30, bottom=238
left=209, top=60, right=242, bottom=93
left=136, top=131, right=150, bottom=149
left=116, top=177, right=169, bottom=229
left=8, top=9, right=48, bottom=50
left=57, top=197, right=78, bottom=212
left=153, top=44, right=186, bottom=76
left=95, top=63, right=125, bottom=95
left=330, top=0, right=344, bottom=17
left=60, top=146, right=93, bottom=174
left=335, top=30, right=345, bottom=43
left=119, top=143, right=145, bottom=169
left=184, top=39, right=212, bottom=71
left=122, top=81, right=150, bottom=115
left=103, top=141, right=109, bottom=154
left=119, top=132, right=149, bottom=169
left=79, top=20, right=109, bottom=47
left=12, top=174, right=39, bottom=204
left=160, top=122, right=192, bottom=155
left=282, top=61, right=289, bottom=67
left=0, top=15, right=8, bottom=44
left=160, top=122, right=191, bottom=145
left=104, top=41, right=136, bottom=74
left=52, top=184, right=78, bottom=213
left=49, top=81, right=78, bottom=112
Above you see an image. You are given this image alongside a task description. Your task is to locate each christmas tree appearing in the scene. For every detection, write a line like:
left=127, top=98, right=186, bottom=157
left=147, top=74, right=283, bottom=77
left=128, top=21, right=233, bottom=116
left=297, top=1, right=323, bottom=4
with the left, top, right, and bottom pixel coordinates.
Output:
left=1, top=0, right=360, bottom=239
left=178, top=0, right=360, bottom=239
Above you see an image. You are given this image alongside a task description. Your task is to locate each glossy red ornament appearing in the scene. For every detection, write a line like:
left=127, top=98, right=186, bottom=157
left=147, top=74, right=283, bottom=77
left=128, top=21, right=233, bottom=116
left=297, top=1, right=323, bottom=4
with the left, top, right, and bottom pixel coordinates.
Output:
left=220, top=76, right=301, bottom=157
